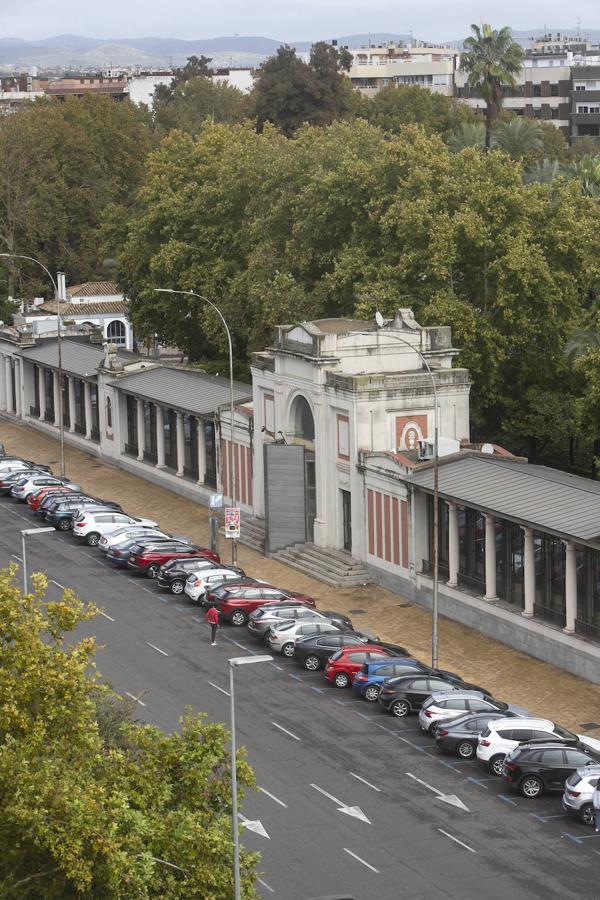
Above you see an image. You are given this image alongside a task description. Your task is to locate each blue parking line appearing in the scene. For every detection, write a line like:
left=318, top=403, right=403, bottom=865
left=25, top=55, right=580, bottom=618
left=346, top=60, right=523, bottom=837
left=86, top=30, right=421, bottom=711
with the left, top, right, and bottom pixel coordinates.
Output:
left=353, top=710, right=375, bottom=720
left=310, top=686, right=325, bottom=694
left=529, top=812, right=571, bottom=823
left=333, top=699, right=353, bottom=706
left=439, top=760, right=463, bottom=772
left=498, top=794, right=519, bottom=806
left=561, top=831, right=600, bottom=844
left=288, top=673, right=302, bottom=681
left=466, top=776, right=491, bottom=789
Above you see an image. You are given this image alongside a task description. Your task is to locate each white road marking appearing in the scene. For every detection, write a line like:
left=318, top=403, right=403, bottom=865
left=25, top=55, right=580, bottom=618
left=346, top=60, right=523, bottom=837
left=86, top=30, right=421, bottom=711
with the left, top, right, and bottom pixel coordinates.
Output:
left=208, top=681, right=231, bottom=697
left=257, top=876, right=274, bottom=893
left=127, top=578, right=139, bottom=585
left=438, top=828, right=476, bottom=853
left=310, top=783, right=371, bottom=824
left=239, top=813, right=269, bottom=838
left=142, top=587, right=155, bottom=595
left=125, top=692, right=147, bottom=707
left=191, top=616, right=204, bottom=624
left=350, top=772, right=381, bottom=792
left=343, top=848, right=379, bottom=874
left=405, top=772, right=469, bottom=811
left=146, top=642, right=169, bottom=657
left=269, top=662, right=284, bottom=671
left=99, top=611, right=115, bottom=622
left=271, top=721, right=301, bottom=741
left=10, top=553, right=22, bottom=561
left=258, top=786, right=288, bottom=808
left=51, top=579, right=65, bottom=590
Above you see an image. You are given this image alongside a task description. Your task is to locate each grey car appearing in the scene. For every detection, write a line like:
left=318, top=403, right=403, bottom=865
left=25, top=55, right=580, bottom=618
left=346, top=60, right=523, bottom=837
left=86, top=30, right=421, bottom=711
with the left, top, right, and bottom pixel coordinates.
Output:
left=562, top=765, right=600, bottom=826
left=247, top=604, right=353, bottom=641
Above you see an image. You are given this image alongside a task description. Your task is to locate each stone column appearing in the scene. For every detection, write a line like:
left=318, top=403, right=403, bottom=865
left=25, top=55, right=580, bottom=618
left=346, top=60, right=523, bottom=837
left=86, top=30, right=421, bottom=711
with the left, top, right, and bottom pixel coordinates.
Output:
left=522, top=527, right=535, bottom=618
left=84, top=381, right=92, bottom=440
left=484, top=514, right=498, bottom=601
left=447, top=501, right=459, bottom=587
left=156, top=405, right=165, bottom=468
left=136, top=398, right=145, bottom=461
left=196, top=419, right=206, bottom=484
left=68, top=377, right=76, bottom=433
left=5, top=356, right=13, bottom=414
left=0, top=355, right=6, bottom=411
left=13, top=358, right=21, bottom=418
left=564, top=541, right=577, bottom=634
left=53, top=371, right=61, bottom=426
left=176, top=412, right=185, bottom=477
left=38, top=367, right=46, bottom=420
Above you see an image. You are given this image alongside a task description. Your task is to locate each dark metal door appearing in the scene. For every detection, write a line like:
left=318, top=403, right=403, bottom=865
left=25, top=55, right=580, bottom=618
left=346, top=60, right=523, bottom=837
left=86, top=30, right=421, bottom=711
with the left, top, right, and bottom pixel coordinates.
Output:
left=305, top=452, right=316, bottom=543
left=341, top=489, right=352, bottom=551
left=264, top=443, right=306, bottom=553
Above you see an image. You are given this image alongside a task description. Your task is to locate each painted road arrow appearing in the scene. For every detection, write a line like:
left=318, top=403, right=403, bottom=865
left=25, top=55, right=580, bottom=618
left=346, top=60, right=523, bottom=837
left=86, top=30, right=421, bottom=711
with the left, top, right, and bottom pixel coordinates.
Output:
left=406, top=772, right=470, bottom=812
left=238, top=814, right=270, bottom=838
left=310, top=783, right=371, bottom=824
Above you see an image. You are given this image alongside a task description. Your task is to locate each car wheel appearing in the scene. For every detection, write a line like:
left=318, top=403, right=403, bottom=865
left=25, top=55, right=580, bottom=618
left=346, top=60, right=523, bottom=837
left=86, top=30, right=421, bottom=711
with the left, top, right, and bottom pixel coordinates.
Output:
left=428, top=722, right=439, bottom=736
left=229, top=610, right=248, bottom=626
left=57, top=518, right=71, bottom=531
left=364, top=685, right=380, bottom=702
left=170, top=580, right=185, bottom=595
left=520, top=775, right=544, bottom=799
left=391, top=699, right=410, bottom=718
left=489, top=755, right=505, bottom=777
left=304, top=655, right=321, bottom=671
left=86, top=532, right=100, bottom=547
left=281, top=642, right=295, bottom=658
left=334, top=672, right=350, bottom=688
left=146, top=564, right=160, bottom=578
left=580, top=803, right=595, bottom=827
left=456, top=741, right=475, bottom=759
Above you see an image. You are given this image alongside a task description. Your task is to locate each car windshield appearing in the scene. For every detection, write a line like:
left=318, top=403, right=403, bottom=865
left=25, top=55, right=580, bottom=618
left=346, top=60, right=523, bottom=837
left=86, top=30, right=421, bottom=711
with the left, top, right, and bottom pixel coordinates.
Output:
left=554, top=723, right=577, bottom=741
left=274, top=622, right=296, bottom=632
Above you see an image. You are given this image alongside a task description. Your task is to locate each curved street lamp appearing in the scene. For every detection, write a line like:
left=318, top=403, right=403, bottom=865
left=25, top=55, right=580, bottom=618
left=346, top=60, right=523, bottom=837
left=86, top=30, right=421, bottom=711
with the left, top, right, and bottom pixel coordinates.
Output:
left=0, top=253, right=65, bottom=478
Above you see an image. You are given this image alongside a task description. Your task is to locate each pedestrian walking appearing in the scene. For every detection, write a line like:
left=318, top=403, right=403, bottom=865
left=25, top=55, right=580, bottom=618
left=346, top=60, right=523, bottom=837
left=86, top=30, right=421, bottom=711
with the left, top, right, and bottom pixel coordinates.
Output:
left=593, top=779, right=600, bottom=832
left=206, top=604, right=219, bottom=646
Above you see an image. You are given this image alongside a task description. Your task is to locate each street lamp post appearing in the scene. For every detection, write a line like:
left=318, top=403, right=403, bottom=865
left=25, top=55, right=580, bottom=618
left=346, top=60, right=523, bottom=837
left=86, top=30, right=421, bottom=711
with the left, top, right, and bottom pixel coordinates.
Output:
left=0, top=253, right=65, bottom=479
left=228, top=655, right=272, bottom=900
left=153, top=288, right=238, bottom=565
left=360, top=314, right=441, bottom=669
left=20, top=526, right=56, bottom=593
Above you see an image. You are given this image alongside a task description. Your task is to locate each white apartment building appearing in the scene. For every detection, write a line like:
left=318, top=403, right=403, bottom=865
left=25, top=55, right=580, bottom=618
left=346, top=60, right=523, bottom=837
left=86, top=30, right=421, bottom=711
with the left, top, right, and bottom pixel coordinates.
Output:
left=347, top=42, right=458, bottom=96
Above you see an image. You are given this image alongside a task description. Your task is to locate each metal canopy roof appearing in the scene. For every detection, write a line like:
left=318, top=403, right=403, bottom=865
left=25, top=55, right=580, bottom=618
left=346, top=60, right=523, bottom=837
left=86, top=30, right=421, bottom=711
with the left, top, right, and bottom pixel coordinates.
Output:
left=110, top=366, right=252, bottom=418
left=16, top=340, right=112, bottom=379
left=410, top=455, right=600, bottom=546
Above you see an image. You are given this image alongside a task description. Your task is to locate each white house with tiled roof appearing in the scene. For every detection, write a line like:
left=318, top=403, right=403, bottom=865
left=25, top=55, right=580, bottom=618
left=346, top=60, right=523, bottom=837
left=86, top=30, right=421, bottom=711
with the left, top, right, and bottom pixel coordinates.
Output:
left=15, top=281, right=134, bottom=350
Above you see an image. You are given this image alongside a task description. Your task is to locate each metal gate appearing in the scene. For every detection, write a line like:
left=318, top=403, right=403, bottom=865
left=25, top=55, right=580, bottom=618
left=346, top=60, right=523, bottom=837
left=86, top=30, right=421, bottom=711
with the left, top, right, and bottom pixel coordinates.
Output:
left=264, top=443, right=306, bottom=553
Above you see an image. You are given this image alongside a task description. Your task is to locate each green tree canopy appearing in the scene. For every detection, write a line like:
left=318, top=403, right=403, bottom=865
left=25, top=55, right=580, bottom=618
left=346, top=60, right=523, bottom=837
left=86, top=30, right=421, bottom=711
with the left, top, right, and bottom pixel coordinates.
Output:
left=153, top=77, right=247, bottom=135
left=360, top=83, right=477, bottom=139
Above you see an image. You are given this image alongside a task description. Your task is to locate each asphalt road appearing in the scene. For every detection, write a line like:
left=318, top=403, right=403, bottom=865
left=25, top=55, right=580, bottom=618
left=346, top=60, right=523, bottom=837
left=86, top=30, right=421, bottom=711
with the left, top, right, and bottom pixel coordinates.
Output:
left=3, top=501, right=600, bottom=900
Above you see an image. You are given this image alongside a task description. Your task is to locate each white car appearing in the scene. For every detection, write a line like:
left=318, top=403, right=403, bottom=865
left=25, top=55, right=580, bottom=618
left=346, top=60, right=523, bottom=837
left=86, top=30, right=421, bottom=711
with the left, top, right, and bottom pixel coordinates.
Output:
left=418, top=691, right=526, bottom=735
left=184, top=569, right=246, bottom=604
left=72, top=511, right=158, bottom=546
left=267, top=620, right=342, bottom=657
left=477, top=717, right=600, bottom=776
left=11, top=475, right=80, bottom=500
left=98, top=527, right=170, bottom=553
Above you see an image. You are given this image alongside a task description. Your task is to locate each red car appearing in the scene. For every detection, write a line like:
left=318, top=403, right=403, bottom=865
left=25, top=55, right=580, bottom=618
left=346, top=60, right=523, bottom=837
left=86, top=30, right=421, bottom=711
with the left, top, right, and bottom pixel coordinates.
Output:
left=127, top=541, right=220, bottom=577
left=28, top=486, right=75, bottom=511
left=324, top=646, right=394, bottom=688
left=208, top=583, right=316, bottom=626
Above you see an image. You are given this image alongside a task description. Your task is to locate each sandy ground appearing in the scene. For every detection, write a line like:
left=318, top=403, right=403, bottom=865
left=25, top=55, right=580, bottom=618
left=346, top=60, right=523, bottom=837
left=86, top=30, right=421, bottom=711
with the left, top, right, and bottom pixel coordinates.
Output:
left=5, top=418, right=600, bottom=735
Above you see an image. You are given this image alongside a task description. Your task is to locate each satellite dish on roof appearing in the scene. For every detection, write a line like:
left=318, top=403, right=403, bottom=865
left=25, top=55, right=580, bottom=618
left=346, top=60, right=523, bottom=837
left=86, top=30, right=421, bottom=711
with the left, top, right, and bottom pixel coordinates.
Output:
left=481, top=443, right=494, bottom=455
left=375, top=311, right=384, bottom=328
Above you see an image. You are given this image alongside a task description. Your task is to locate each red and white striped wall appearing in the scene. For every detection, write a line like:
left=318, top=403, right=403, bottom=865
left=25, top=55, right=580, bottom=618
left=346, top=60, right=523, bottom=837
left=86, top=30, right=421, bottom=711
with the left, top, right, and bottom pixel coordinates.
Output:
left=367, top=488, right=408, bottom=570
left=221, top=439, right=253, bottom=507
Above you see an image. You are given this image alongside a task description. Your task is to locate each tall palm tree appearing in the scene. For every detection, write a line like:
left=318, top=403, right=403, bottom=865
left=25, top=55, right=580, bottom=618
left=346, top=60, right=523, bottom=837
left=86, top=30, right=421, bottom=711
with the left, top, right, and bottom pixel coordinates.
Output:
left=493, top=117, right=543, bottom=159
left=447, top=121, right=486, bottom=152
left=460, top=24, right=524, bottom=151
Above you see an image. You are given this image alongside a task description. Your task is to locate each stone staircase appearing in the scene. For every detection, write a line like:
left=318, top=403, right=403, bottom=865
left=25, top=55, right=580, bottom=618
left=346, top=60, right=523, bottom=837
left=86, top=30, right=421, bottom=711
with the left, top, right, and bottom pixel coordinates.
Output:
left=271, top=542, right=371, bottom=588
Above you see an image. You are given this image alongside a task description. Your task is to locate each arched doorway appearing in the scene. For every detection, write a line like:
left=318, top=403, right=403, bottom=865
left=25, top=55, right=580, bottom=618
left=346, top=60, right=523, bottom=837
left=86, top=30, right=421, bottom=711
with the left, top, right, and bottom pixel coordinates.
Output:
left=288, top=394, right=316, bottom=542
left=106, top=319, right=126, bottom=346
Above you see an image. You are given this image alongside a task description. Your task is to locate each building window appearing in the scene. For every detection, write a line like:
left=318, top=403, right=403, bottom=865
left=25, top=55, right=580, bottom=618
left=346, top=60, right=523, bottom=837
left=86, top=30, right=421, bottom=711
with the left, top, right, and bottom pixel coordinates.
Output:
left=74, top=379, right=85, bottom=434
left=163, top=408, right=177, bottom=469
left=144, top=401, right=157, bottom=463
left=456, top=506, right=485, bottom=590
left=533, top=84, right=542, bottom=97
left=534, top=532, right=565, bottom=627
left=106, top=319, right=126, bottom=346
left=105, top=395, right=112, bottom=430
left=264, top=394, right=274, bottom=434
left=126, top=395, right=137, bottom=455
left=183, top=414, right=199, bottom=479
left=32, top=364, right=40, bottom=416
left=337, top=414, right=349, bottom=460
left=62, top=375, right=69, bottom=429
left=550, top=107, right=559, bottom=119
left=43, top=369, right=54, bottom=422
left=204, top=420, right=216, bottom=487
left=550, top=83, right=559, bottom=96
left=90, top=383, right=100, bottom=441
left=424, top=496, right=449, bottom=578
left=496, top=520, right=524, bottom=608
left=576, top=547, right=600, bottom=640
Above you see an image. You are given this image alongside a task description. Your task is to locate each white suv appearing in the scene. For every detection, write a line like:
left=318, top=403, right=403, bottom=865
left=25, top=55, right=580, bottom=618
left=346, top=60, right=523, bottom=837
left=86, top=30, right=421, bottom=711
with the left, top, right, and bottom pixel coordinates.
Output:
left=73, top=511, right=158, bottom=546
left=418, top=691, right=513, bottom=735
left=184, top=569, right=246, bottom=604
left=477, top=717, right=600, bottom=776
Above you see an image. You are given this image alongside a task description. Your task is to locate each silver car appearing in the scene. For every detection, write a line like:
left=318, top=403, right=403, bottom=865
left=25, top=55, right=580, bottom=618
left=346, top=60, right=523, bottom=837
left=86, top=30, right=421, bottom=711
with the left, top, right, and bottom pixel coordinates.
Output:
left=247, top=605, right=352, bottom=641
left=267, top=620, right=343, bottom=656
left=562, top=765, right=600, bottom=826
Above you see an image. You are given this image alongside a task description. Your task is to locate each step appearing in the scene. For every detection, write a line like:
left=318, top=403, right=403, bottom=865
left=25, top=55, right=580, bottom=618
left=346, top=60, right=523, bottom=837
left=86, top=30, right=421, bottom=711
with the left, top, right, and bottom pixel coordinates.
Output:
left=273, top=545, right=371, bottom=588
left=283, top=543, right=369, bottom=576
left=273, top=552, right=370, bottom=588
left=290, top=542, right=369, bottom=570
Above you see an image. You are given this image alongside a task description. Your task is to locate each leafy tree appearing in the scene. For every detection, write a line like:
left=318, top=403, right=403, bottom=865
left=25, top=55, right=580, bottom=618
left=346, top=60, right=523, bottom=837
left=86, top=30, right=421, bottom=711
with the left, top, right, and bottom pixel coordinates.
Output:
left=523, top=157, right=565, bottom=184
left=448, top=121, right=485, bottom=152
left=154, top=54, right=213, bottom=104
left=153, top=77, right=247, bottom=135
left=0, top=566, right=258, bottom=897
left=362, top=83, right=476, bottom=139
left=460, top=23, right=524, bottom=150
left=492, top=117, right=544, bottom=159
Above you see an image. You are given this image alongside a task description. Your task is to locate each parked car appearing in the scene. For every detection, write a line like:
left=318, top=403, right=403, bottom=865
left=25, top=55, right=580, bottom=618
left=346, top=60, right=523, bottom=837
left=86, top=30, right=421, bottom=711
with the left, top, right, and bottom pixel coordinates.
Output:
left=352, top=658, right=427, bottom=701
left=477, top=717, right=600, bottom=776
left=209, top=583, right=316, bottom=626
left=293, top=633, right=406, bottom=672
left=0, top=469, right=52, bottom=494
left=0, top=458, right=51, bottom=474
left=73, top=511, right=159, bottom=546
left=562, top=765, right=600, bottom=826
left=154, top=558, right=239, bottom=594
left=38, top=491, right=90, bottom=518
left=183, top=568, right=251, bottom=603
left=324, top=645, right=396, bottom=687
left=11, top=475, right=80, bottom=500
left=99, top=527, right=186, bottom=554
left=267, top=619, right=345, bottom=657
left=418, top=691, right=513, bottom=735
left=30, top=487, right=77, bottom=512
left=247, top=604, right=353, bottom=641
left=377, top=674, right=468, bottom=718
left=45, top=497, right=97, bottom=529
left=127, top=542, right=217, bottom=578
left=503, top=741, right=600, bottom=798
left=435, top=712, right=514, bottom=759
left=106, top=533, right=175, bottom=566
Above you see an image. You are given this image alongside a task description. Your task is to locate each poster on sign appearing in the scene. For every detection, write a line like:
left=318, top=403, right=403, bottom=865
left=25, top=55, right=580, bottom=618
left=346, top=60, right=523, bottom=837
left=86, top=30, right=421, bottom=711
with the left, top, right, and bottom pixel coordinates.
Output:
left=224, top=507, right=241, bottom=539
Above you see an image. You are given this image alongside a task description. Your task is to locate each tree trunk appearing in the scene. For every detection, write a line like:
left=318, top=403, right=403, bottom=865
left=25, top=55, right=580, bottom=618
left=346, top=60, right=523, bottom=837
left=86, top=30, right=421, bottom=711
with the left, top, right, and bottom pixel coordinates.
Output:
left=485, top=103, right=492, bottom=152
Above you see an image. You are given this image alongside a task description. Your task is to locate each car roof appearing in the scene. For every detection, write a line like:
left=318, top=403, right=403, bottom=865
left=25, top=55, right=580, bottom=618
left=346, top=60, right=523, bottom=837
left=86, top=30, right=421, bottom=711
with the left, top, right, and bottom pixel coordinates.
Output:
left=576, top=765, right=600, bottom=776
left=515, top=740, right=597, bottom=752
left=429, top=690, right=488, bottom=702
left=489, top=717, right=554, bottom=730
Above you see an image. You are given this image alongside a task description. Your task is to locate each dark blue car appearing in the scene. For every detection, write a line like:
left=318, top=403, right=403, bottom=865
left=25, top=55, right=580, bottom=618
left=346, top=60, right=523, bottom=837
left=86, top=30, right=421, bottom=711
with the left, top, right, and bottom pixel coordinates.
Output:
left=352, top=658, right=426, bottom=701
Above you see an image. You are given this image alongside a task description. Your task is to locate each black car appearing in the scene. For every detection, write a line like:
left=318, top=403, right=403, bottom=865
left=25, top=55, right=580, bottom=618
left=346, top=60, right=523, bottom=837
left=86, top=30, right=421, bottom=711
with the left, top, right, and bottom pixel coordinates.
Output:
left=46, top=497, right=123, bottom=529
left=247, top=604, right=353, bottom=641
left=293, top=632, right=408, bottom=671
left=503, top=740, right=600, bottom=798
left=378, top=673, right=482, bottom=717
left=156, top=559, right=245, bottom=595
left=435, top=711, right=514, bottom=759
left=38, top=492, right=90, bottom=518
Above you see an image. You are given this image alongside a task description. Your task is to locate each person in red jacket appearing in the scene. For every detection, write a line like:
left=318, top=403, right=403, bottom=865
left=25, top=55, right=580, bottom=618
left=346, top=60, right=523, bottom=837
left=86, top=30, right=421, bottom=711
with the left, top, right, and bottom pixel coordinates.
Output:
left=205, top=605, right=219, bottom=645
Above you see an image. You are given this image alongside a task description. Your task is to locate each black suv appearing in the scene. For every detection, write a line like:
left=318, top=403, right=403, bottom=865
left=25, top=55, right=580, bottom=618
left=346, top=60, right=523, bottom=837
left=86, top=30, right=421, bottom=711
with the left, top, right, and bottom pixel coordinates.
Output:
left=503, top=741, right=600, bottom=798
left=292, top=633, right=407, bottom=671
left=156, top=559, right=244, bottom=595
left=377, top=673, right=488, bottom=718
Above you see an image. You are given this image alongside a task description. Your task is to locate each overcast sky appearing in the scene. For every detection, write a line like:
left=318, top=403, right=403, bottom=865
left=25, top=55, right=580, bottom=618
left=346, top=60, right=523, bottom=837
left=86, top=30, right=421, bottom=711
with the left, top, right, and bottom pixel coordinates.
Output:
left=3, top=0, right=599, bottom=43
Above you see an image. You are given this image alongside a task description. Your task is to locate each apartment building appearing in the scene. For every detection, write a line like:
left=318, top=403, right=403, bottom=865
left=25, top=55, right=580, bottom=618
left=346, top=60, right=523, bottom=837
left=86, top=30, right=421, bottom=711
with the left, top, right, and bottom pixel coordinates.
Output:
left=347, top=42, right=458, bottom=97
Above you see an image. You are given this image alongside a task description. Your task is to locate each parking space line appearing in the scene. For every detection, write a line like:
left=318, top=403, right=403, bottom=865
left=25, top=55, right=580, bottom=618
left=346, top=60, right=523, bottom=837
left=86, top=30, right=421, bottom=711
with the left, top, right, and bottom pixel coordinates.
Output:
left=396, top=735, right=426, bottom=753
left=310, top=686, right=325, bottom=694
left=271, top=721, right=301, bottom=741
left=51, top=579, right=65, bottom=590
left=498, top=794, right=519, bottom=806
left=439, top=760, right=464, bottom=772
left=257, top=877, right=274, bottom=893
left=10, top=553, right=22, bottom=561
left=466, top=776, right=490, bottom=789
left=438, top=828, right=476, bottom=853
left=333, top=699, right=354, bottom=706
left=146, top=642, right=169, bottom=657
left=258, top=786, right=288, bottom=808
left=530, top=812, right=571, bottom=822
left=125, top=692, right=146, bottom=707
left=269, top=662, right=284, bottom=672
left=208, top=681, right=231, bottom=697
left=350, top=772, right=381, bottom=792
left=288, top=673, right=302, bottom=681
left=99, top=611, right=115, bottom=622
left=343, top=848, right=379, bottom=874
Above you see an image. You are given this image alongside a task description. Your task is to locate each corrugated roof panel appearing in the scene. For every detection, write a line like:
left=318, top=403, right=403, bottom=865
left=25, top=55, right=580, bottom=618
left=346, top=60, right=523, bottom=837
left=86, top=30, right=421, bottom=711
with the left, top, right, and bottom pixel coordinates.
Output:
left=110, top=366, right=252, bottom=417
left=17, top=340, right=109, bottom=378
